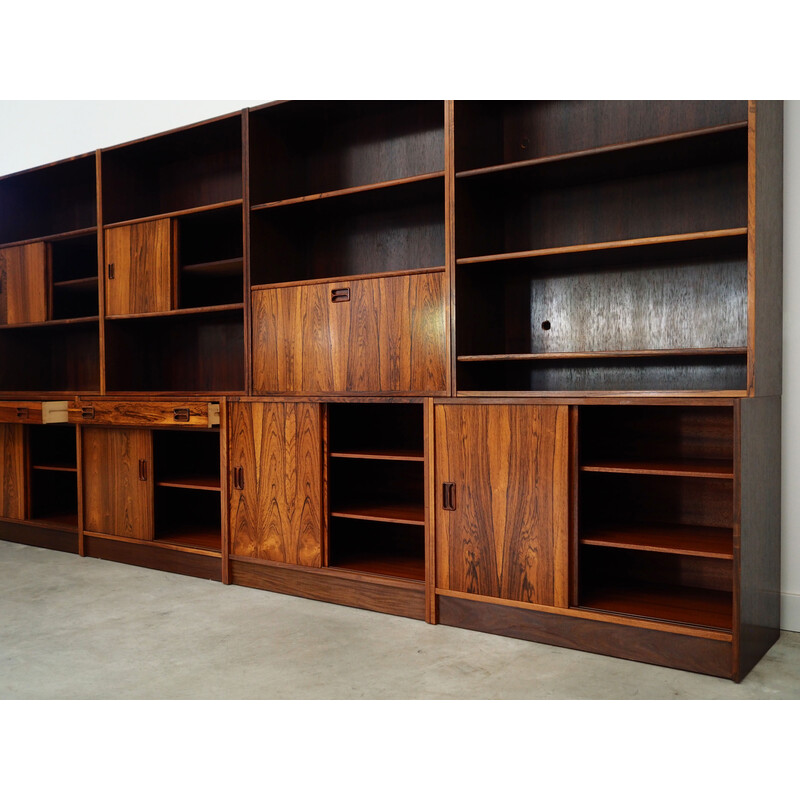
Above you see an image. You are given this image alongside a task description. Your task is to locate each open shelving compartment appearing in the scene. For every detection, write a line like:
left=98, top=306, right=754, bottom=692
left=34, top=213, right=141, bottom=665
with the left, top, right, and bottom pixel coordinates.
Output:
left=327, top=402, right=425, bottom=582
left=249, top=100, right=445, bottom=205
left=50, top=233, right=100, bottom=320
left=454, top=113, right=750, bottom=395
left=250, top=174, right=445, bottom=286
left=152, top=429, right=221, bottom=552
left=28, top=424, right=79, bottom=531
left=576, top=404, right=735, bottom=631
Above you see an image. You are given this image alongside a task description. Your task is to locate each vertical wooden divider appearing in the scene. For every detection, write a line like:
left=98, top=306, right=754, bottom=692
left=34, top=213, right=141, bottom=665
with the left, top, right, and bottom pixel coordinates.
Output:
left=76, top=424, right=85, bottom=556
left=243, top=109, right=253, bottom=397
left=220, top=397, right=230, bottom=583
left=444, top=101, right=456, bottom=398
left=321, top=402, right=329, bottom=567
left=568, top=405, right=580, bottom=607
left=731, top=398, right=743, bottom=677
left=746, top=102, right=756, bottom=396
left=96, top=149, right=106, bottom=395
left=424, top=397, right=437, bottom=623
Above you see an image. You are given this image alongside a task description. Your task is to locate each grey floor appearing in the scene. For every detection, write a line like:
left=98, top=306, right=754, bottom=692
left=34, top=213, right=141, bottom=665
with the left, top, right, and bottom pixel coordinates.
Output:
left=1, top=539, right=799, bottom=699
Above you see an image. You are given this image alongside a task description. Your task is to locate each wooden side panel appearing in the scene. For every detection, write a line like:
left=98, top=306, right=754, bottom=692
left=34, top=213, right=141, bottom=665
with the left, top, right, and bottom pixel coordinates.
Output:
left=0, top=423, right=26, bottom=520
left=252, top=272, right=447, bottom=395
left=229, top=402, right=322, bottom=566
left=0, top=242, right=49, bottom=324
left=105, top=220, right=173, bottom=316
left=749, top=101, right=784, bottom=396
left=737, top=395, right=781, bottom=680
left=435, top=403, right=569, bottom=606
left=82, top=427, right=153, bottom=540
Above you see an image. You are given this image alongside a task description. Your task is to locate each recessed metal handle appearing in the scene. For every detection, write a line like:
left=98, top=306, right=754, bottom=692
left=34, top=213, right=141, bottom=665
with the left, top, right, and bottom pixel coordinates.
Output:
left=331, top=288, right=350, bottom=303
left=173, top=408, right=191, bottom=422
left=442, top=482, right=456, bottom=511
left=138, top=459, right=147, bottom=481
left=81, top=407, right=95, bottom=420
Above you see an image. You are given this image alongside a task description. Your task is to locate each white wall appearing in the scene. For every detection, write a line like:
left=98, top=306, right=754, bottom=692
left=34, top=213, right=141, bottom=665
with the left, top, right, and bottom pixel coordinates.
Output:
left=1, top=100, right=798, bottom=631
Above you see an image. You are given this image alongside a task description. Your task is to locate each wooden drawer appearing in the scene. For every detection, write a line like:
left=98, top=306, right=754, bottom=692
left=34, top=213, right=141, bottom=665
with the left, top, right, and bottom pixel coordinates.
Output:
left=252, top=270, right=448, bottom=395
left=68, top=400, right=220, bottom=428
left=0, top=401, right=43, bottom=424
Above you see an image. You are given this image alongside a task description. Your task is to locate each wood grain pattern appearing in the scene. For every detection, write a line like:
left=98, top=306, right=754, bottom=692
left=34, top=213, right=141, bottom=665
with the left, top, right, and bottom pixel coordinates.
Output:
left=230, top=557, right=426, bottom=620
left=104, top=219, right=173, bottom=316
left=229, top=402, right=322, bottom=566
left=435, top=403, right=569, bottom=606
left=437, top=594, right=733, bottom=678
left=0, top=243, right=49, bottom=325
left=252, top=272, right=447, bottom=395
left=82, top=427, right=153, bottom=539
left=0, top=402, right=43, bottom=424
left=0, top=423, right=26, bottom=520
left=67, top=400, right=213, bottom=427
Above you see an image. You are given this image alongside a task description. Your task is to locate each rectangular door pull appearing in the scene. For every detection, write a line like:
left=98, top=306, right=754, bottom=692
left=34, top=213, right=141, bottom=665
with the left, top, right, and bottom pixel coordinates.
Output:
left=442, top=482, right=456, bottom=511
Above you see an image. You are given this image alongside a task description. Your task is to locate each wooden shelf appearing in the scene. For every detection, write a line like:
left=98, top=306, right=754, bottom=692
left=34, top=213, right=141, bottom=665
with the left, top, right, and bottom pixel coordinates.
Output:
left=580, top=582, right=733, bottom=630
left=580, top=524, right=734, bottom=559
left=156, top=476, right=221, bottom=492
left=0, top=316, right=99, bottom=330
left=52, top=276, right=99, bottom=290
left=106, top=303, right=243, bottom=321
left=329, top=553, right=425, bottom=583
left=251, top=171, right=446, bottom=210
left=27, top=512, right=79, bottom=531
left=458, top=347, right=747, bottom=362
left=455, top=122, right=748, bottom=180
left=31, top=464, right=78, bottom=473
left=251, top=266, right=445, bottom=291
left=581, top=459, right=734, bottom=479
left=154, top=525, right=221, bottom=552
left=103, top=200, right=244, bottom=230
left=330, top=504, right=425, bottom=526
left=181, top=258, right=243, bottom=277
left=456, top=229, right=748, bottom=266
left=329, top=449, right=424, bottom=463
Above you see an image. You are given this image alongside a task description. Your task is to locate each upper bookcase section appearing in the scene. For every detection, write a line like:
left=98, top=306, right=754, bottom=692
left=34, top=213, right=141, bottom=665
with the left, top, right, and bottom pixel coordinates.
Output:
left=0, top=154, right=97, bottom=245
left=454, top=100, right=749, bottom=173
left=248, top=101, right=445, bottom=205
left=101, top=113, right=243, bottom=225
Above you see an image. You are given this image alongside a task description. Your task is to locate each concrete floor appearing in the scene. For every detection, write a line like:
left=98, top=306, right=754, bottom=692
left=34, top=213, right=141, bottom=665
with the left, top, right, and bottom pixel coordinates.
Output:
left=1, top=539, right=799, bottom=699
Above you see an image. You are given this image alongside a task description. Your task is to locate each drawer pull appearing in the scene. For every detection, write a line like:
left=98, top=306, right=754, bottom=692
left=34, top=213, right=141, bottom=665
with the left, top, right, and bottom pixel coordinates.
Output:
left=108, top=262, right=115, bottom=279
left=81, top=407, right=95, bottom=420
left=331, top=288, right=350, bottom=303
left=442, top=482, right=456, bottom=511
left=138, top=459, right=148, bottom=481
left=173, top=408, right=191, bottom=422
left=233, top=466, right=245, bottom=490
left=16, top=407, right=29, bottom=419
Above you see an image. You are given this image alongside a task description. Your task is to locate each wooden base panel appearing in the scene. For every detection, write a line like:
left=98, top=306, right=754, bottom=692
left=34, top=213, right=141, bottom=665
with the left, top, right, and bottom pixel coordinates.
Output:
left=83, top=535, right=221, bottom=581
left=230, top=558, right=426, bottom=620
left=437, top=595, right=734, bottom=679
left=0, top=520, right=79, bottom=554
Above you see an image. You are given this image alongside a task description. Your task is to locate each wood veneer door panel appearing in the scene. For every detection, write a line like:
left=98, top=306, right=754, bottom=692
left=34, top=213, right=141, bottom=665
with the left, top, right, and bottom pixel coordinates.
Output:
left=435, top=403, right=569, bottom=606
left=252, top=272, right=447, bottom=395
left=82, top=427, right=153, bottom=539
left=105, top=220, right=173, bottom=316
left=346, top=272, right=447, bottom=393
left=0, top=423, right=26, bottom=520
left=252, top=284, right=338, bottom=394
left=0, top=243, right=49, bottom=325
left=229, top=402, right=322, bottom=566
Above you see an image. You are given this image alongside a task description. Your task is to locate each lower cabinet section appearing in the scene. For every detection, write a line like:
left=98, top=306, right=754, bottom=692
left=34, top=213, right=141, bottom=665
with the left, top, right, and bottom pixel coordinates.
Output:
left=0, top=396, right=781, bottom=682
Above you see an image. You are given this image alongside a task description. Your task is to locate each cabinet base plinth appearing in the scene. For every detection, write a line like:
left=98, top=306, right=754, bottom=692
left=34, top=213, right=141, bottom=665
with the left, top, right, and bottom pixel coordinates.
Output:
left=438, top=595, right=735, bottom=680
left=0, top=520, right=79, bottom=554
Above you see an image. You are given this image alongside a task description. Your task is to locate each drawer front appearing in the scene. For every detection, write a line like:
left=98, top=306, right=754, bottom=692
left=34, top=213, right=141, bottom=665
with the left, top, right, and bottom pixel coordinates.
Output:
left=68, top=401, right=217, bottom=428
left=0, top=401, right=43, bottom=424
left=252, top=270, right=448, bottom=395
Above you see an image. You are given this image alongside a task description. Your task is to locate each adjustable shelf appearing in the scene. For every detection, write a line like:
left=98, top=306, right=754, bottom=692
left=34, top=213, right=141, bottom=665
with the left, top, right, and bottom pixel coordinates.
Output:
left=101, top=113, right=243, bottom=225
left=0, top=154, right=97, bottom=244
left=579, top=524, right=734, bottom=560
left=580, top=459, right=734, bottom=479
left=250, top=175, right=445, bottom=285
left=327, top=402, right=426, bottom=581
left=28, top=425, right=79, bottom=532
left=454, top=100, right=748, bottom=173
left=249, top=100, right=444, bottom=205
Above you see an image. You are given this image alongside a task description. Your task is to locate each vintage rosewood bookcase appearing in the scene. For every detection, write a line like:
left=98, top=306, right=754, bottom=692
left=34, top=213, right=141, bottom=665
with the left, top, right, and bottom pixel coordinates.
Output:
left=0, top=101, right=783, bottom=681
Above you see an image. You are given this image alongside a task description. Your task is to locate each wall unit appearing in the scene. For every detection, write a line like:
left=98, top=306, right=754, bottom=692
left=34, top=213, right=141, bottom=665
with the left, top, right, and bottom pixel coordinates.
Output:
left=0, top=100, right=783, bottom=683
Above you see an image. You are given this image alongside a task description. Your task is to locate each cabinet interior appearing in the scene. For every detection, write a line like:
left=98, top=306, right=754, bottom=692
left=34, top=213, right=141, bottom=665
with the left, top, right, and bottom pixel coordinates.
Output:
left=28, top=424, right=79, bottom=530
